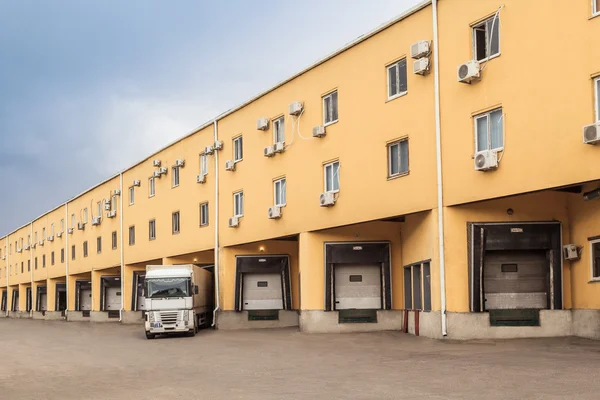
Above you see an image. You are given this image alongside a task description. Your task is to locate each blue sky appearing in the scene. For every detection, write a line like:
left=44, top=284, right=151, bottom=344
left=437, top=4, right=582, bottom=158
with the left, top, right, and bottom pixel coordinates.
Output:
left=0, top=0, right=420, bottom=236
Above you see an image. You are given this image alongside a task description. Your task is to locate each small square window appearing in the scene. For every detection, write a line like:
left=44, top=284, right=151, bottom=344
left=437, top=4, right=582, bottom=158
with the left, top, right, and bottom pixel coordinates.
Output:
left=273, top=117, right=285, bottom=144
left=387, top=59, right=408, bottom=99
left=200, top=202, right=209, bottom=227
left=149, top=219, right=156, bottom=240
left=475, top=108, right=503, bottom=152
left=274, top=178, right=286, bottom=206
left=387, top=139, right=409, bottom=177
left=323, top=91, right=338, bottom=125
left=129, top=226, right=135, bottom=246
left=324, top=161, right=340, bottom=193
left=233, top=136, right=243, bottom=162
left=591, top=240, right=600, bottom=280
left=172, top=212, right=180, bottom=234
left=172, top=166, right=180, bottom=188
left=149, top=177, right=155, bottom=197
left=473, top=15, right=500, bottom=62
left=234, top=191, right=244, bottom=217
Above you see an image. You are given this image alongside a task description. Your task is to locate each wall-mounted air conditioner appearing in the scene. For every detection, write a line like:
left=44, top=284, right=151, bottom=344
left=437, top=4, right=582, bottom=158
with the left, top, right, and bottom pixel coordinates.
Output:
left=225, top=160, right=236, bottom=171
left=274, top=142, right=285, bottom=153
left=289, top=102, right=304, bottom=116
left=196, top=174, right=206, bottom=184
left=77, top=222, right=85, bottom=230
left=268, top=206, right=282, bottom=219
left=411, top=40, right=430, bottom=59
left=38, top=240, right=44, bottom=246
left=133, top=180, right=141, bottom=187
left=56, top=232, right=63, bottom=238
left=104, top=200, right=111, bottom=211
left=583, top=122, right=600, bottom=145
left=1, top=256, right=5, bottom=260
left=153, top=171, right=161, bottom=179
left=320, top=192, right=336, bottom=207
left=457, top=60, right=481, bottom=83
left=107, top=210, right=117, bottom=219
left=474, top=150, right=498, bottom=171
left=114, top=189, right=121, bottom=196
left=24, top=245, right=30, bottom=251
left=257, top=117, right=269, bottom=131
left=153, top=160, right=161, bottom=167
left=264, top=146, right=275, bottom=157
left=47, top=235, right=54, bottom=242
left=175, top=159, right=185, bottom=167
left=563, top=244, right=580, bottom=261
left=159, top=167, right=168, bottom=175
left=205, top=145, right=214, bottom=155
left=228, top=216, right=240, bottom=228
left=312, top=126, right=326, bottom=138
left=16, top=247, right=22, bottom=253
left=92, top=216, right=101, bottom=226
left=413, top=58, right=430, bottom=75
left=214, top=141, right=223, bottom=151
left=67, top=228, right=74, bottom=235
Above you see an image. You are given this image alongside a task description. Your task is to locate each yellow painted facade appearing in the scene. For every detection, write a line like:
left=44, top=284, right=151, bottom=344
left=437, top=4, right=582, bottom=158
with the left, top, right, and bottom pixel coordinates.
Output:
left=2, top=0, right=600, bottom=338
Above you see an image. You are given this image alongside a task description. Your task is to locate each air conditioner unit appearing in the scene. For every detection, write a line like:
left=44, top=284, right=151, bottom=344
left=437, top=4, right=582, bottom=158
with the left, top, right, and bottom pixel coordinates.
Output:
left=16, top=247, right=22, bottom=253
left=77, top=222, right=85, bottom=230
left=57, top=232, right=63, bottom=238
left=264, top=146, right=275, bottom=157
left=319, top=192, right=336, bottom=207
left=583, top=122, right=600, bottom=144
left=268, top=206, right=282, bottom=219
left=289, top=101, right=304, bottom=116
left=214, top=141, right=223, bottom=151
left=39, top=240, right=44, bottom=246
left=274, top=142, right=285, bottom=153
left=114, top=189, right=121, bottom=196
left=92, top=216, right=101, bottom=226
left=159, top=167, right=168, bottom=175
left=175, top=159, right=185, bottom=167
left=24, top=245, right=30, bottom=251
left=411, top=40, right=430, bottom=59
left=205, top=145, right=215, bottom=155
left=153, top=171, right=161, bottom=179
left=133, top=180, right=141, bottom=187
left=47, top=235, right=54, bottom=242
left=257, top=117, right=269, bottom=131
left=312, top=126, right=326, bottom=138
left=225, top=160, right=236, bottom=171
left=67, top=228, right=74, bottom=235
left=104, top=200, right=111, bottom=211
left=196, top=174, right=206, bottom=184
left=153, top=160, right=161, bottom=167
left=1, top=256, right=5, bottom=260
left=31, top=243, right=36, bottom=249
left=413, top=57, right=430, bottom=75
left=563, top=244, right=580, bottom=261
left=457, top=60, right=481, bottom=83
left=228, top=216, right=240, bottom=228
left=107, top=210, right=117, bottom=219
left=474, top=150, right=498, bottom=171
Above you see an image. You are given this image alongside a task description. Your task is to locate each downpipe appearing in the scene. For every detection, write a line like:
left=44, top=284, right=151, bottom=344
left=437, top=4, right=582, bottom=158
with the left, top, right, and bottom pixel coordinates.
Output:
left=212, top=119, right=221, bottom=327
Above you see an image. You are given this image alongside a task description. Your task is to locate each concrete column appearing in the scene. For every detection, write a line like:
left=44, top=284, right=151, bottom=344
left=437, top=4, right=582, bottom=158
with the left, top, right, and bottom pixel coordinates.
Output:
left=91, top=270, right=101, bottom=311
left=298, top=232, right=323, bottom=311
left=67, top=275, right=77, bottom=311
left=46, top=279, right=56, bottom=312
left=18, top=283, right=28, bottom=312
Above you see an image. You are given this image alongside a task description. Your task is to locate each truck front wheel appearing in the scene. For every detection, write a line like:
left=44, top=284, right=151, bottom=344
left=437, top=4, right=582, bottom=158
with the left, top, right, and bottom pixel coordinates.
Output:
left=145, top=331, right=156, bottom=340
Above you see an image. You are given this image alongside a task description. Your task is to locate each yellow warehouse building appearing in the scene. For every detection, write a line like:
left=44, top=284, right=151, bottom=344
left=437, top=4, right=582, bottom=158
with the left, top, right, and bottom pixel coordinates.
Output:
left=2, top=0, right=600, bottom=339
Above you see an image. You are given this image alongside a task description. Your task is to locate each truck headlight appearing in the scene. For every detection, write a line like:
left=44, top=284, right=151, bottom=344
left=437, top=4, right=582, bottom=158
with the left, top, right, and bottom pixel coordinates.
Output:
left=183, top=310, right=189, bottom=322
left=149, top=312, right=155, bottom=322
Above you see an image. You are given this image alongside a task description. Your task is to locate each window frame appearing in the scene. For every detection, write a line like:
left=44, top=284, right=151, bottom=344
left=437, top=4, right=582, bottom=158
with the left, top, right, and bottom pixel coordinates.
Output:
left=61, top=249, right=65, bottom=263
left=129, top=186, right=135, bottom=205
left=149, top=219, right=156, bottom=241
left=590, top=238, right=600, bottom=281
left=474, top=108, right=504, bottom=153
left=83, top=208, right=88, bottom=224
left=273, top=177, right=287, bottom=207
left=323, top=161, right=340, bottom=194
left=594, top=0, right=600, bottom=16
left=199, top=153, right=208, bottom=176
left=200, top=202, right=209, bottom=227
left=97, top=237, right=102, bottom=254
left=273, top=116, right=285, bottom=144
left=148, top=176, right=155, bottom=198
left=595, top=77, right=600, bottom=122
left=472, top=15, right=501, bottom=62
left=403, top=261, right=432, bottom=311
left=387, top=138, right=410, bottom=178
left=172, top=166, right=180, bottom=188
left=112, top=231, right=118, bottom=250
left=233, top=191, right=244, bottom=217
left=172, top=211, right=180, bottom=234
left=129, top=226, right=135, bottom=246
left=60, top=218, right=65, bottom=233
left=322, top=90, right=339, bottom=126
left=83, top=241, right=88, bottom=258
left=386, top=58, right=408, bottom=101
left=51, top=251, right=55, bottom=266
left=71, top=245, right=76, bottom=260
left=42, top=254, right=46, bottom=268
left=233, top=136, right=243, bottom=163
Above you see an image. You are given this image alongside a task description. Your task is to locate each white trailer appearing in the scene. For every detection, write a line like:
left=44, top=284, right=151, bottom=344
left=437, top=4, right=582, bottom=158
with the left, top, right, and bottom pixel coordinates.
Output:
left=144, top=265, right=213, bottom=339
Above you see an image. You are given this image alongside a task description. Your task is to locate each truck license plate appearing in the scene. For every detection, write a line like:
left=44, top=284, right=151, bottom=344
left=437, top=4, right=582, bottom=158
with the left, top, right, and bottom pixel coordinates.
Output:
left=153, top=323, right=161, bottom=328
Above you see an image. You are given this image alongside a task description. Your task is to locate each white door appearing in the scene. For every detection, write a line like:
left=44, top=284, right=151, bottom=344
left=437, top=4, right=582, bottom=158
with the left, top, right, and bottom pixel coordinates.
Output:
left=105, top=287, right=121, bottom=310
left=80, top=289, right=92, bottom=311
left=136, top=274, right=146, bottom=311
left=242, top=273, right=283, bottom=310
left=40, top=293, right=47, bottom=311
left=335, top=264, right=381, bottom=310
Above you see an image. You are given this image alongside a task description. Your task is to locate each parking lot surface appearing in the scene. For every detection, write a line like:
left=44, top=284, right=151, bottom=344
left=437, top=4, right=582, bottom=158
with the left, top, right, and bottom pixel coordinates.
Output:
left=1, top=319, right=600, bottom=399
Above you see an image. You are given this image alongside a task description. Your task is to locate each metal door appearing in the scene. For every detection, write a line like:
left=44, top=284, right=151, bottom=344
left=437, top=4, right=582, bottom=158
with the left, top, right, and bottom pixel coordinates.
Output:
left=105, top=287, right=121, bottom=310
left=335, top=264, right=381, bottom=310
left=136, top=274, right=146, bottom=311
left=242, top=273, right=283, bottom=310
left=80, top=289, right=92, bottom=311
left=484, top=250, right=548, bottom=310
left=39, top=293, right=47, bottom=311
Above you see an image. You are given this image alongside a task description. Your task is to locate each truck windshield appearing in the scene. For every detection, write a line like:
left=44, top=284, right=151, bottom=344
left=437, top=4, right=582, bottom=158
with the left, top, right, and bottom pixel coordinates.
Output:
left=146, top=278, right=190, bottom=298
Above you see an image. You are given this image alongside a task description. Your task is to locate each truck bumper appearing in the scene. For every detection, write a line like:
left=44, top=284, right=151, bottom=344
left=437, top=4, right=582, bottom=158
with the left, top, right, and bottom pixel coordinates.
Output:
left=145, top=320, right=193, bottom=334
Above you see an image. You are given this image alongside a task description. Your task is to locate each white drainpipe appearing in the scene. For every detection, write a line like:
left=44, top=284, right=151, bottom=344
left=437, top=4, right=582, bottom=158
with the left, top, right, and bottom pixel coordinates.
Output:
left=65, top=203, right=69, bottom=318
left=5, top=236, right=9, bottom=316
left=30, top=222, right=33, bottom=316
left=432, top=0, right=447, bottom=336
left=119, top=173, right=124, bottom=322
left=212, top=119, right=220, bottom=327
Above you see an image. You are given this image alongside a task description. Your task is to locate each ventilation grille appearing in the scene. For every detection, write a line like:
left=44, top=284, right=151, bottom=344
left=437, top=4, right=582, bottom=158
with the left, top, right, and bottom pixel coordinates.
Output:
left=458, top=64, right=469, bottom=80
left=584, top=125, right=598, bottom=142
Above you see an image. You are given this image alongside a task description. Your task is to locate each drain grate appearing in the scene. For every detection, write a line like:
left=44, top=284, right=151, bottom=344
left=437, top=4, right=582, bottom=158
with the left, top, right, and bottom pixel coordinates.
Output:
left=248, top=310, right=279, bottom=321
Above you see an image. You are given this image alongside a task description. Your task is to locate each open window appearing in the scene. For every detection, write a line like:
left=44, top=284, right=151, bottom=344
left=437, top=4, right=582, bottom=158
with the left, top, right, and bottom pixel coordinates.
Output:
left=473, top=15, right=500, bottom=62
left=404, top=261, right=431, bottom=311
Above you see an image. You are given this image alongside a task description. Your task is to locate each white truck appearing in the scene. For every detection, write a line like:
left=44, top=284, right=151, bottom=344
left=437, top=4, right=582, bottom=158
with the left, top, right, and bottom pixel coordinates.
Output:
left=144, top=265, right=213, bottom=339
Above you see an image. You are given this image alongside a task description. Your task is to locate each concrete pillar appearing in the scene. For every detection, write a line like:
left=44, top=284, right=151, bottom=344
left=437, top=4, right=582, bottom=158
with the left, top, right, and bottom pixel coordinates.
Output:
left=91, top=270, right=101, bottom=311
left=298, top=232, right=323, bottom=311
left=18, top=283, right=28, bottom=312
left=67, top=275, right=77, bottom=311
left=46, top=279, right=56, bottom=312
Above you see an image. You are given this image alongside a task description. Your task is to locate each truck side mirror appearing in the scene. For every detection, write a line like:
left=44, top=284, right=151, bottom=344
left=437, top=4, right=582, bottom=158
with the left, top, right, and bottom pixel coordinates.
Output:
left=194, top=285, right=199, bottom=295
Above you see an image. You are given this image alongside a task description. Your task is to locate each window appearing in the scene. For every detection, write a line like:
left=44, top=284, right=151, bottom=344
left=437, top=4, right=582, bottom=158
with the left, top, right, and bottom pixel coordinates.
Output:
left=21, top=262, right=23, bottom=273
left=324, top=161, right=340, bottom=193
left=273, top=117, right=284, bottom=144
left=233, top=136, right=243, bottom=162
left=112, top=231, right=118, bottom=250
left=594, top=0, right=600, bottom=16
left=200, top=153, right=208, bottom=176
left=51, top=223, right=55, bottom=236
left=234, top=191, right=244, bottom=217
left=129, top=187, right=135, bottom=205
left=274, top=178, right=286, bottom=206
left=71, top=214, right=75, bottom=229
left=71, top=245, right=75, bottom=260
left=595, top=77, right=599, bottom=122
left=83, top=241, right=88, bottom=258
left=97, top=201, right=102, bottom=217
left=591, top=239, right=600, bottom=280
left=387, top=139, right=409, bottom=177
left=42, top=255, right=46, bottom=268
left=111, top=195, right=117, bottom=212
left=129, top=226, right=135, bottom=246
left=172, top=166, right=180, bottom=188
left=34, top=232, right=38, bottom=244
left=475, top=108, right=503, bottom=152
left=61, top=249, right=65, bottom=263
left=149, top=219, right=156, bottom=240
left=473, top=15, right=500, bottom=62
left=27, top=235, right=31, bottom=247
left=404, top=261, right=431, bottom=311
left=83, top=208, right=88, bottom=224
left=149, top=177, right=155, bottom=197
left=387, top=59, right=408, bottom=99
left=42, top=228, right=46, bottom=241
left=97, top=237, right=102, bottom=254
left=323, top=90, right=338, bottom=125
left=60, top=219, right=65, bottom=233
left=200, top=203, right=209, bottom=227
left=29, top=260, right=32, bottom=271
left=172, top=212, right=180, bottom=234
left=51, top=251, right=55, bottom=266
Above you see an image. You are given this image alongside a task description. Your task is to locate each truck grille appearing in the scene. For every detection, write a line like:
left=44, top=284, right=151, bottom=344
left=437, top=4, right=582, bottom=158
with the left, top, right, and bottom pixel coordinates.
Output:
left=158, top=311, right=180, bottom=325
